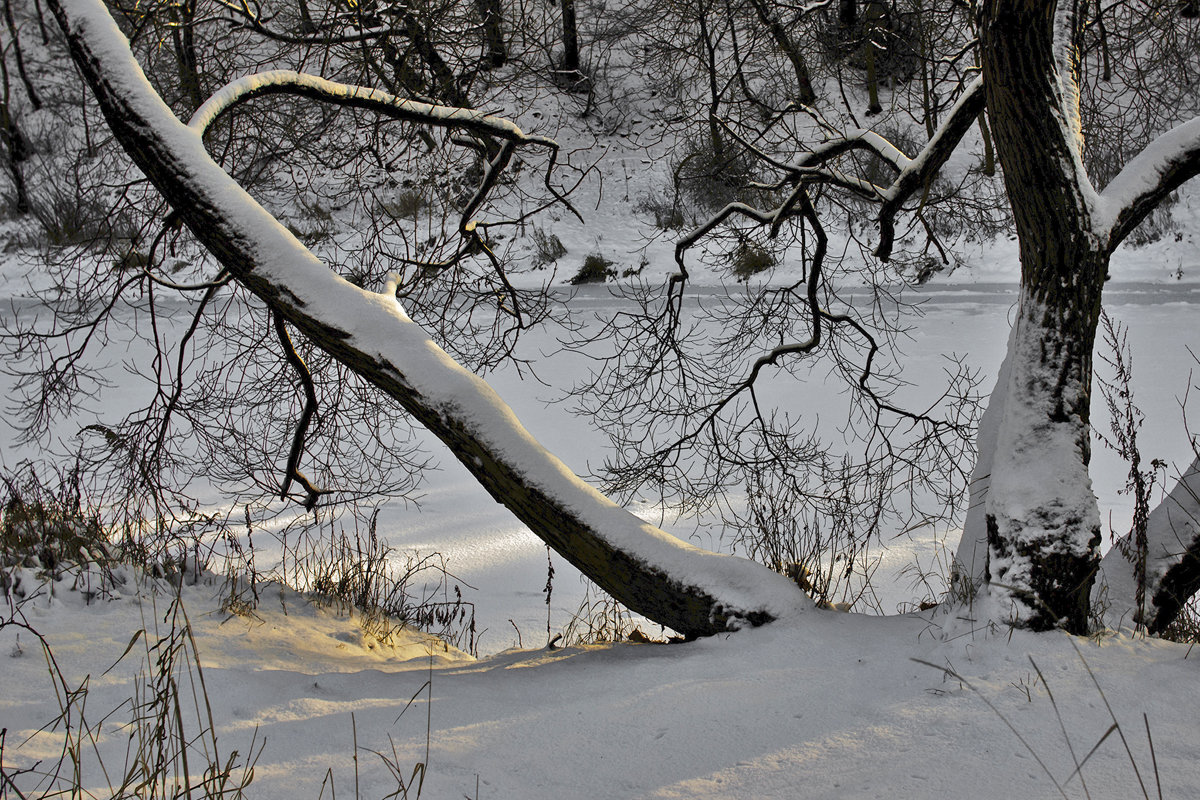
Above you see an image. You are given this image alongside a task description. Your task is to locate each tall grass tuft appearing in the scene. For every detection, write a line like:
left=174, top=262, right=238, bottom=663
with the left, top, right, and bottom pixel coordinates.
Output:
left=0, top=591, right=262, bottom=798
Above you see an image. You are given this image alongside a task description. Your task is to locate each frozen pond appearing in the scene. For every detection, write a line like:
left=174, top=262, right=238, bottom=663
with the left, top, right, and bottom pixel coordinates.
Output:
left=2, top=282, right=1198, bottom=653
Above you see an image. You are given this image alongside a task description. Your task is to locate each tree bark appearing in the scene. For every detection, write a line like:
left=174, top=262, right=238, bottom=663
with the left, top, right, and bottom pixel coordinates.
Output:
left=978, top=0, right=1105, bottom=632
left=169, top=0, right=203, bottom=113
left=48, top=0, right=810, bottom=638
left=863, top=1, right=884, bottom=115
left=560, top=0, right=580, bottom=76
left=745, top=0, right=816, bottom=106
left=401, top=11, right=469, bottom=107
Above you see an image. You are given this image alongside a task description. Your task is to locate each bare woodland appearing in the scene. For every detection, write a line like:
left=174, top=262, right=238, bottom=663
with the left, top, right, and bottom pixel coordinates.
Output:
left=5, top=0, right=1200, bottom=639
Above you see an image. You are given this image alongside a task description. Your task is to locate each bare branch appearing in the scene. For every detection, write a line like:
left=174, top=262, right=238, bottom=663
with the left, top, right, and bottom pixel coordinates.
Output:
left=690, top=77, right=985, bottom=264
left=212, top=0, right=407, bottom=46
left=273, top=309, right=323, bottom=511
left=50, top=0, right=809, bottom=636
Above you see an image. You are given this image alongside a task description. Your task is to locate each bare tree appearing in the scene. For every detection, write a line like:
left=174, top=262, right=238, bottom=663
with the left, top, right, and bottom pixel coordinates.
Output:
left=601, top=0, right=1200, bottom=634
left=44, top=0, right=811, bottom=636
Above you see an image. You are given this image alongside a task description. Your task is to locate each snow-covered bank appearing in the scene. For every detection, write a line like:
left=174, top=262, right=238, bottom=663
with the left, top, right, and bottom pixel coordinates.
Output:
left=3, top=573, right=1198, bottom=799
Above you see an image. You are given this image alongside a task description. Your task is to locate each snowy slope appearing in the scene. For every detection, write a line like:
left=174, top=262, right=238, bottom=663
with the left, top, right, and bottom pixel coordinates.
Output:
left=3, top=573, right=1198, bottom=799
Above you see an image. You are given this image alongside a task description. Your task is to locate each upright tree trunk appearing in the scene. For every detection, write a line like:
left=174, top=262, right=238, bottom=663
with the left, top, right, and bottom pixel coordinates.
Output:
left=169, top=0, right=203, bottom=113
left=0, top=34, right=28, bottom=213
left=978, top=0, right=1105, bottom=632
left=296, top=0, right=316, bottom=34
left=473, top=0, right=506, bottom=68
left=863, top=1, right=884, bottom=115
left=3, top=0, right=41, bottom=110
left=401, top=11, right=469, bottom=107
left=977, top=110, right=995, bottom=176
left=698, top=3, right=725, bottom=157
left=838, top=0, right=856, bottom=29
left=746, top=0, right=816, bottom=106
left=0, top=96, right=29, bottom=213
left=560, top=0, right=580, bottom=76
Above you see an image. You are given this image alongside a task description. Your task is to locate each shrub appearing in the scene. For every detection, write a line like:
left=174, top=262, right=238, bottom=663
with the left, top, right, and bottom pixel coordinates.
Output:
left=560, top=578, right=637, bottom=646
left=31, top=183, right=130, bottom=249
left=283, top=196, right=335, bottom=247
left=731, top=470, right=881, bottom=610
left=636, top=193, right=686, bottom=230
left=531, top=227, right=567, bottom=267
left=381, top=187, right=426, bottom=220
left=570, top=252, right=616, bottom=285
left=1, top=466, right=107, bottom=573
left=731, top=241, right=775, bottom=281
left=672, top=139, right=756, bottom=213
left=299, top=511, right=478, bottom=654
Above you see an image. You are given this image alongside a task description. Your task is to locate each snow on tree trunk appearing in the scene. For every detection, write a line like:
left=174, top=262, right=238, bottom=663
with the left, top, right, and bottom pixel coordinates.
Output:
left=952, top=328, right=1013, bottom=597
left=48, top=0, right=811, bottom=638
left=984, top=291, right=1103, bottom=631
left=1097, top=455, right=1200, bottom=633
left=977, top=0, right=1105, bottom=632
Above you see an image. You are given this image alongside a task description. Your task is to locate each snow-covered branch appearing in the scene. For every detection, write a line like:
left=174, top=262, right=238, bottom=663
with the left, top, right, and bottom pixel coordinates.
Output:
left=794, top=126, right=913, bottom=175
left=1095, top=116, right=1200, bottom=251
left=875, top=77, right=986, bottom=260
left=753, top=77, right=985, bottom=261
left=188, top=70, right=558, bottom=150
left=681, top=76, right=984, bottom=275
left=188, top=70, right=576, bottom=321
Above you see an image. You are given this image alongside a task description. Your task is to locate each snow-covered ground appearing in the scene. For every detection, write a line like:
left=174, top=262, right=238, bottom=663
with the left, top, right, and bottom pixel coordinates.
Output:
left=4, top=559, right=1199, bottom=799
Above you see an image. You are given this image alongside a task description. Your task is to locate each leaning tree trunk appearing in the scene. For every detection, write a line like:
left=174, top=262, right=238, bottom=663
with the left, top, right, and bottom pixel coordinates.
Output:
left=49, top=0, right=810, bottom=638
left=977, top=0, right=1105, bottom=632
left=1097, top=456, right=1200, bottom=633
